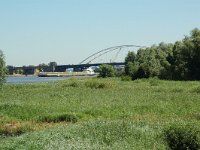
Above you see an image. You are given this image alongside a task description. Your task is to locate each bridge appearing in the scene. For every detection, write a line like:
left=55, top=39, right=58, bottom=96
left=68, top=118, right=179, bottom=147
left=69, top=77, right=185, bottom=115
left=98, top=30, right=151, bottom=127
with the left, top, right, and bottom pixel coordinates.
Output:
left=55, top=62, right=125, bottom=72
left=55, top=45, right=144, bottom=72
left=8, top=45, right=144, bottom=74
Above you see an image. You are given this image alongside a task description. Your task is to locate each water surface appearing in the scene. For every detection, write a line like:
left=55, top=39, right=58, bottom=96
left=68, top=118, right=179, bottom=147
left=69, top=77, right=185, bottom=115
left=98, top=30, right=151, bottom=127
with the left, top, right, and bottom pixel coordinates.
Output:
left=6, top=76, right=82, bottom=84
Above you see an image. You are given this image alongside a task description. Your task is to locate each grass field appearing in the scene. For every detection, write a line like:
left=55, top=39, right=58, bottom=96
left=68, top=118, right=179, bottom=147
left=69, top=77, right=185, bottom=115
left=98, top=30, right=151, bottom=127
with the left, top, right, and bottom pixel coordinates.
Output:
left=0, top=78, right=200, bottom=149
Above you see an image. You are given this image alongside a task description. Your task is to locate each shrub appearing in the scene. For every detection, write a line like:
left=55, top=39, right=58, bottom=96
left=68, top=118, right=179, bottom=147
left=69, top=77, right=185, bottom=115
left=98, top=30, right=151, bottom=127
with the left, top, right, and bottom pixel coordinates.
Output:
left=38, top=114, right=78, bottom=123
left=98, top=64, right=115, bottom=78
left=163, top=125, right=200, bottom=150
left=0, top=50, right=7, bottom=87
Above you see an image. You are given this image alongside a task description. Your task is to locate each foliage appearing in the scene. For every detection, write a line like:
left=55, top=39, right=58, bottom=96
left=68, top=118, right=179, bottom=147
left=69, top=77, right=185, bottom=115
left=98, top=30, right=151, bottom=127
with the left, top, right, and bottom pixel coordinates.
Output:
left=114, top=69, right=125, bottom=77
left=125, top=62, right=138, bottom=77
left=38, top=62, right=57, bottom=72
left=48, top=61, right=57, bottom=72
left=163, top=125, right=200, bottom=150
left=124, top=28, right=200, bottom=80
left=0, top=50, right=6, bottom=86
left=98, top=64, right=115, bottom=78
left=125, top=51, right=136, bottom=76
left=38, top=63, right=48, bottom=71
left=48, top=62, right=57, bottom=67
left=125, top=51, right=136, bottom=64
left=171, top=28, right=200, bottom=80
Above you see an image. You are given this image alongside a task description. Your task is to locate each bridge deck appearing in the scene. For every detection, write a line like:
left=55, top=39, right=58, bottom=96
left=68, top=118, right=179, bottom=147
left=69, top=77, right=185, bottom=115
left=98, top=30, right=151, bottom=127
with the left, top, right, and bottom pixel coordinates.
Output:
left=55, top=62, right=125, bottom=72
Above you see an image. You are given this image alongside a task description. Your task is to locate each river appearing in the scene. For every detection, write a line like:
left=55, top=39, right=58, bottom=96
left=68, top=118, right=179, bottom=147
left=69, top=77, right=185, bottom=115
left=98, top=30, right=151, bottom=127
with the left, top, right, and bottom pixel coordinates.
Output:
left=6, top=76, right=85, bottom=84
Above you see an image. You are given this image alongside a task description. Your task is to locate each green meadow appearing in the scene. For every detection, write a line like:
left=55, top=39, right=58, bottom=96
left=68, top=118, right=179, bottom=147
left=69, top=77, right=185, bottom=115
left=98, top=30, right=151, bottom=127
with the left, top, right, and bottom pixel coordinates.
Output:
left=0, top=78, right=200, bottom=149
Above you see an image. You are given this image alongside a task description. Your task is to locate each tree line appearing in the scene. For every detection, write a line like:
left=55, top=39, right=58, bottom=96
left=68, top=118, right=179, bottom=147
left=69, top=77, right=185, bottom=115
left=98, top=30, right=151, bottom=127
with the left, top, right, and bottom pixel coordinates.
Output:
left=124, top=28, right=200, bottom=80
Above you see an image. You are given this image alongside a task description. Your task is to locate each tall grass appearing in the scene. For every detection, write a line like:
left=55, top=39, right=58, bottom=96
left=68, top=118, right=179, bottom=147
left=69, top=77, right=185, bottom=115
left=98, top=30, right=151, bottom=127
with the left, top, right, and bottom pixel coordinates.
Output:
left=0, top=78, right=200, bottom=149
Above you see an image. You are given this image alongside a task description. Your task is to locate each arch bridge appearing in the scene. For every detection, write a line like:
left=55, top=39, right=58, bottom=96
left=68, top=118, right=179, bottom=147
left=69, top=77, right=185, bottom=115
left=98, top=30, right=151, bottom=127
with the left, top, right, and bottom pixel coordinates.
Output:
left=55, top=45, right=144, bottom=72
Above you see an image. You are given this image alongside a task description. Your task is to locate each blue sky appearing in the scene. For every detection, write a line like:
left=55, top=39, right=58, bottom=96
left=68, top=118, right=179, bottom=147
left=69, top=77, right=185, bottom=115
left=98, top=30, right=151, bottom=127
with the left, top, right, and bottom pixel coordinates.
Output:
left=0, top=0, right=200, bottom=66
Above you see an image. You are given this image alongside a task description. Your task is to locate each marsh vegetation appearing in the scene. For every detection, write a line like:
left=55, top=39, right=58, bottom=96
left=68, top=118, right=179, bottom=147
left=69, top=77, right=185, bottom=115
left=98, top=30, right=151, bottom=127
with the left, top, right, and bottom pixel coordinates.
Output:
left=0, top=78, right=200, bottom=149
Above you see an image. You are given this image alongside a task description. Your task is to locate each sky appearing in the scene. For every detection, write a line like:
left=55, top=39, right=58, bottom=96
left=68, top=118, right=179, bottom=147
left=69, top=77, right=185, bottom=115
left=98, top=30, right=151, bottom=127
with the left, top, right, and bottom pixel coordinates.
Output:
left=0, top=0, right=200, bottom=66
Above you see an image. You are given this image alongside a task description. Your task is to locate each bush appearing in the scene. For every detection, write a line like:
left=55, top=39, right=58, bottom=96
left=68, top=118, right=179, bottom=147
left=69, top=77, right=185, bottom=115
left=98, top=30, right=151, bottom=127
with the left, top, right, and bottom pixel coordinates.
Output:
left=0, top=50, right=6, bottom=86
left=38, top=114, right=78, bottom=123
left=163, top=125, right=200, bottom=150
left=98, top=64, right=115, bottom=78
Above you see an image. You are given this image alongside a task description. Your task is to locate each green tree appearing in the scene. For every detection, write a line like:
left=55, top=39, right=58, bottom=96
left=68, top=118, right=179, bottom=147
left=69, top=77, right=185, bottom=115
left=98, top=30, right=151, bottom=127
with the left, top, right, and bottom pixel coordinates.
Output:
left=125, top=62, right=138, bottom=77
left=0, top=50, right=6, bottom=86
left=98, top=64, right=115, bottom=78
left=129, top=43, right=173, bottom=79
left=156, top=42, right=174, bottom=79
left=135, top=47, right=161, bottom=78
left=133, top=64, right=151, bottom=79
left=123, top=28, right=200, bottom=80
left=48, top=62, right=57, bottom=67
left=124, top=51, right=136, bottom=75
left=169, top=28, right=200, bottom=80
left=38, top=63, right=48, bottom=72
left=183, top=28, right=200, bottom=80
left=125, top=51, right=136, bottom=64
left=169, top=41, right=186, bottom=80
left=48, top=62, right=57, bottom=72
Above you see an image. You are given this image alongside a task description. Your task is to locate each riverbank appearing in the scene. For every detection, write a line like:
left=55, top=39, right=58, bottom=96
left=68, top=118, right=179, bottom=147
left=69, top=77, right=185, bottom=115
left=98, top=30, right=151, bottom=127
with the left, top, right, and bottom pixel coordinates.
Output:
left=1, top=78, right=200, bottom=149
